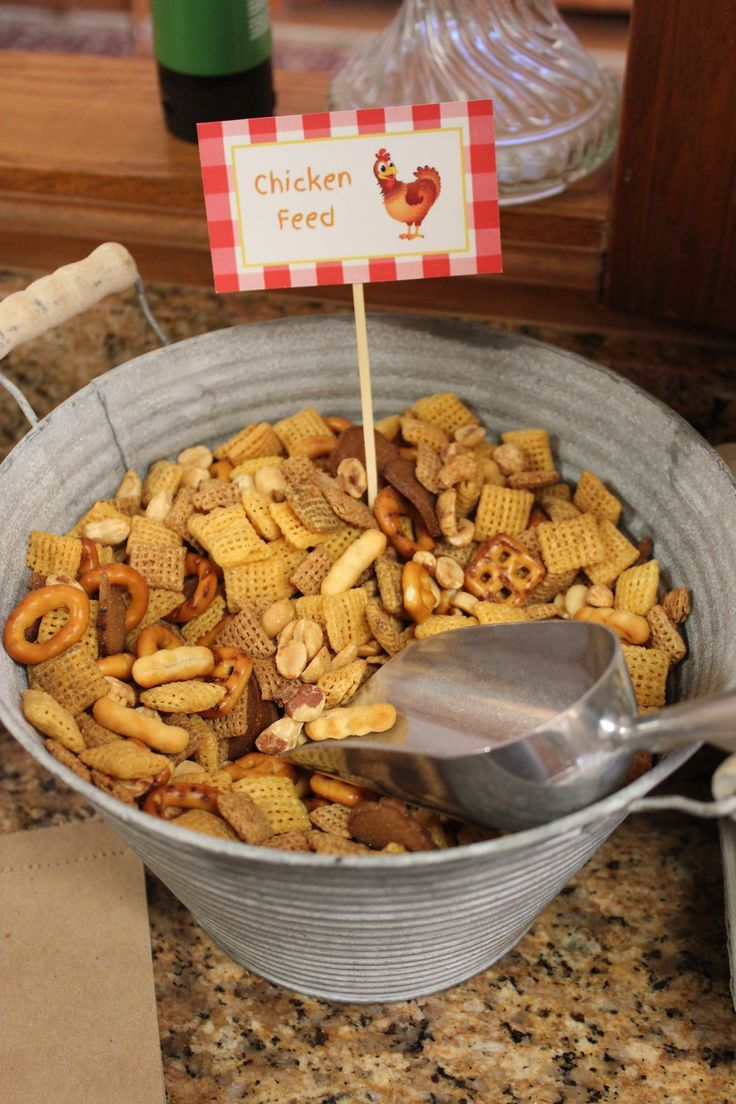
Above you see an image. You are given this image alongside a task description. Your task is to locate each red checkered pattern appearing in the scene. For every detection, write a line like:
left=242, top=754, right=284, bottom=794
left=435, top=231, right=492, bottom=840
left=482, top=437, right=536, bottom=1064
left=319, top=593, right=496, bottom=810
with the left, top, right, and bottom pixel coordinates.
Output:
left=198, top=100, right=501, bottom=292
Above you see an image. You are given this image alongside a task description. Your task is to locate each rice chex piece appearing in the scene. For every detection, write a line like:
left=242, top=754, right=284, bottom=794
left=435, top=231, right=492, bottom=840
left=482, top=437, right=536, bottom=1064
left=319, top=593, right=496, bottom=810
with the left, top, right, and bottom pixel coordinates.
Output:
left=475, top=484, right=534, bottom=540
left=473, top=604, right=529, bottom=625
left=269, top=501, right=329, bottom=550
left=501, top=429, right=554, bottom=472
left=314, top=472, right=377, bottom=530
left=140, top=680, right=226, bottom=713
left=539, top=484, right=572, bottom=504
left=415, top=442, right=443, bottom=494
left=192, top=480, right=241, bottom=512
left=229, top=455, right=284, bottom=480
left=289, top=545, right=333, bottom=595
left=128, top=540, right=186, bottom=591
left=574, top=470, right=622, bottom=524
left=544, top=498, right=581, bottom=524
left=252, top=656, right=283, bottom=701
left=317, top=659, right=367, bottom=708
left=27, top=532, right=82, bottom=577
left=181, top=595, right=228, bottom=645
left=224, top=559, right=292, bottom=612
left=621, top=644, right=670, bottom=709
left=165, top=487, right=198, bottom=541
left=216, top=603, right=276, bottom=657
left=308, top=832, right=372, bottom=855
left=295, top=595, right=327, bottom=629
left=232, top=775, right=311, bottom=835
left=125, top=590, right=185, bottom=650
left=584, top=519, right=639, bottom=586
left=374, top=554, right=404, bottom=616
left=30, top=644, right=109, bottom=715
left=217, top=791, right=273, bottom=844
left=66, top=500, right=129, bottom=539
left=538, top=513, right=604, bottom=575
left=320, top=526, right=363, bottom=561
left=174, top=810, right=238, bottom=840
left=273, top=407, right=334, bottom=455
left=142, top=459, right=183, bottom=506
left=323, top=588, right=371, bottom=650
left=282, top=456, right=341, bottom=533
left=309, top=802, right=353, bottom=838
left=614, top=559, right=660, bottom=615
left=38, top=599, right=99, bottom=660
left=189, top=505, right=266, bottom=567
left=647, top=605, right=687, bottom=665
left=214, top=422, right=283, bottom=464
left=411, top=393, right=479, bottom=434
left=129, top=514, right=182, bottom=549
left=241, top=488, right=282, bottom=541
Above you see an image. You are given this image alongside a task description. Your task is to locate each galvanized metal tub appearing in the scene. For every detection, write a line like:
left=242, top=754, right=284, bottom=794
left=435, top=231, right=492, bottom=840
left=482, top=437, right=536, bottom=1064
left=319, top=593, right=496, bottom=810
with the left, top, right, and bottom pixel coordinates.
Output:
left=1, top=314, right=732, bottom=1002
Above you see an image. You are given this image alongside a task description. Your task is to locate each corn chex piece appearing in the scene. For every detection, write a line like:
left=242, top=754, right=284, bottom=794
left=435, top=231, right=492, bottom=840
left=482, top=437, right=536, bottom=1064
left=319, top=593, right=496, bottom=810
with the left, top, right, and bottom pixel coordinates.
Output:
left=30, top=644, right=109, bottom=715
left=141, top=459, right=182, bottom=507
left=614, top=559, right=660, bottom=615
left=269, top=501, right=328, bottom=550
left=365, top=600, right=404, bottom=655
left=66, top=500, right=129, bottom=539
left=79, top=740, right=170, bottom=779
left=574, top=470, right=622, bottom=525
left=289, top=545, right=333, bottom=595
left=89, top=771, right=147, bottom=805
left=27, top=531, right=82, bottom=577
left=309, top=803, right=352, bottom=838
left=537, top=513, right=604, bottom=575
left=125, top=591, right=185, bottom=651
left=189, top=505, right=266, bottom=567
left=268, top=539, right=308, bottom=578
left=174, top=809, right=238, bottom=840
left=252, top=656, right=283, bottom=701
left=76, top=712, right=120, bottom=748
left=164, top=487, right=197, bottom=541
left=528, top=568, right=578, bottom=604
left=22, top=689, right=84, bottom=752
left=128, top=540, right=186, bottom=591
left=241, top=488, right=282, bottom=541
left=317, top=659, right=367, bottom=708
left=194, top=726, right=226, bottom=773
left=129, top=514, right=182, bottom=549
left=415, top=441, right=443, bottom=494
left=647, top=605, right=687, bottom=665
left=217, top=603, right=276, bottom=657
left=38, top=598, right=99, bottom=660
left=323, top=587, right=371, bottom=650
left=232, top=775, right=311, bottom=835
left=414, top=615, right=477, bottom=639
left=584, top=519, right=639, bottom=586
left=215, top=422, right=283, bottom=464
left=295, top=594, right=327, bottom=629
left=374, top=554, right=404, bottom=616
left=473, top=604, right=529, bottom=626
left=544, top=498, right=581, bottom=524
left=273, top=407, right=334, bottom=455
left=217, top=791, right=273, bottom=844
left=475, top=484, right=534, bottom=540
left=192, top=480, right=241, bottom=512
left=320, top=525, right=363, bottom=562
left=224, top=559, right=292, bottom=613
left=229, top=455, right=284, bottom=480
left=45, top=738, right=91, bottom=782
left=265, top=829, right=312, bottom=852
left=411, top=393, right=479, bottom=434
left=181, top=595, right=228, bottom=645
left=95, top=544, right=115, bottom=566
left=140, top=680, right=226, bottom=713
left=621, top=644, right=670, bottom=710
left=501, top=429, right=554, bottom=473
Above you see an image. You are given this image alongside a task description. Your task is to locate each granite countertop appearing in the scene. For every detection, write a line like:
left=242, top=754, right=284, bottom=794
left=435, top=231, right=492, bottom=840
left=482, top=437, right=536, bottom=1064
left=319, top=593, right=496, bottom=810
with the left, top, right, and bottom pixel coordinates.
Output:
left=0, top=269, right=734, bottom=1103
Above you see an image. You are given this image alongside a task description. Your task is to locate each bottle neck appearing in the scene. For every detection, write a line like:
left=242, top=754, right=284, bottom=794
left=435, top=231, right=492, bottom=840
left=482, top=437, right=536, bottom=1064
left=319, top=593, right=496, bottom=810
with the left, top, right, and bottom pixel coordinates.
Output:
left=151, top=0, right=271, bottom=77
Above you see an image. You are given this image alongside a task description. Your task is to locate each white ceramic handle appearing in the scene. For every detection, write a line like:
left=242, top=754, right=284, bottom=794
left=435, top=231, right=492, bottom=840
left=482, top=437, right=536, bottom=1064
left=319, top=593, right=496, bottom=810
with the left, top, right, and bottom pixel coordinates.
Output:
left=0, top=243, right=138, bottom=360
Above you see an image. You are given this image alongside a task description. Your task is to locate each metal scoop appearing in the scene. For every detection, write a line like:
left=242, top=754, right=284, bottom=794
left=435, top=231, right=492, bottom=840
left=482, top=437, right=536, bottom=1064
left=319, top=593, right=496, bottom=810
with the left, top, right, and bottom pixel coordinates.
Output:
left=284, top=621, right=736, bottom=831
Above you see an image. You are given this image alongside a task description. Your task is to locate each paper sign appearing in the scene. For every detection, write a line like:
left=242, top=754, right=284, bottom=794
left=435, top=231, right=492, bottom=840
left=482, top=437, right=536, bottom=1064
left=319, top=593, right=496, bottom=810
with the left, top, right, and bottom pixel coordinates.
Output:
left=198, top=100, right=501, bottom=292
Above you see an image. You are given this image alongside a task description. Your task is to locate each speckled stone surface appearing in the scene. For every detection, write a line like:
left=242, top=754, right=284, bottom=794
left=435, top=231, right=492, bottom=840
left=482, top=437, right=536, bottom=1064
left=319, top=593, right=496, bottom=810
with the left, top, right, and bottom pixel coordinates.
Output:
left=0, top=270, right=734, bottom=1102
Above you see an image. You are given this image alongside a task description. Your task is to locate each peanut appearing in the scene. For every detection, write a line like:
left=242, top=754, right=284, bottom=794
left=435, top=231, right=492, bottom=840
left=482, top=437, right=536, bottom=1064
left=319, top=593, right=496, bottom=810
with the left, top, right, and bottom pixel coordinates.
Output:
left=477, top=458, right=506, bottom=486
left=276, top=639, right=308, bottom=680
left=177, top=445, right=213, bottom=469
left=261, top=597, right=296, bottom=638
left=254, top=465, right=287, bottom=502
left=330, top=644, right=359, bottom=670
left=454, top=425, right=486, bottom=448
left=255, top=717, right=303, bottom=755
left=450, top=590, right=479, bottom=614
left=564, top=583, right=589, bottom=618
left=412, top=550, right=437, bottom=574
left=180, top=466, right=210, bottom=489
left=435, top=556, right=464, bottom=590
left=145, top=490, right=173, bottom=522
left=587, top=584, right=614, bottom=608
left=301, top=646, right=332, bottom=684
left=115, top=469, right=142, bottom=504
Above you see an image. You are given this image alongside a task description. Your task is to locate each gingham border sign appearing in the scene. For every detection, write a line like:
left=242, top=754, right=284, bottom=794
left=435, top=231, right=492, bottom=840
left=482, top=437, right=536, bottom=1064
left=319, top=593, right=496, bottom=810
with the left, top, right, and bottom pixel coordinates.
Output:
left=198, top=100, right=501, bottom=292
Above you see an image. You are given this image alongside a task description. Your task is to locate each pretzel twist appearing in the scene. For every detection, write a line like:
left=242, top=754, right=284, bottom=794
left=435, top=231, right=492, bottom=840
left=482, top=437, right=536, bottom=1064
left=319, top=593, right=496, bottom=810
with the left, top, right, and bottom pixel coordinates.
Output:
left=202, top=645, right=253, bottom=719
left=167, top=553, right=218, bottom=623
left=143, top=781, right=220, bottom=818
left=374, top=485, right=435, bottom=559
left=80, top=563, right=149, bottom=631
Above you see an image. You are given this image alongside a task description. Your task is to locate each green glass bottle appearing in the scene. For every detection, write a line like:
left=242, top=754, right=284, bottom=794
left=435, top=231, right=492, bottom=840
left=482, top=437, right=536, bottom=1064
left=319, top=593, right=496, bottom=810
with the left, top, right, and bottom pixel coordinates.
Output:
left=151, top=0, right=275, bottom=142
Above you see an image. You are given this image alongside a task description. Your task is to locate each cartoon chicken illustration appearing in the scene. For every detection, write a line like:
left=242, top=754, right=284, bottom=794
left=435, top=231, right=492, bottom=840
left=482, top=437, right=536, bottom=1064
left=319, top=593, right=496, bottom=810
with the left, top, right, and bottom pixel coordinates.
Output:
left=373, top=148, right=441, bottom=240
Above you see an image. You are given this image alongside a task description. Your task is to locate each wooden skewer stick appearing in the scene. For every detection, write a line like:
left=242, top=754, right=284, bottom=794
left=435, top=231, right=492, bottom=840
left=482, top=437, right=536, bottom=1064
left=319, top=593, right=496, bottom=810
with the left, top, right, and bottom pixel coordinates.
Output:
left=351, top=282, right=378, bottom=507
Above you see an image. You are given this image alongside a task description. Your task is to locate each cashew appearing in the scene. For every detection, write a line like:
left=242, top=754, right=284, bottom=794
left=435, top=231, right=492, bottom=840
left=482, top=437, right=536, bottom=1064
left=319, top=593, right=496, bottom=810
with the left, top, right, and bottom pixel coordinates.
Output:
left=436, top=489, right=458, bottom=537
left=337, top=457, right=368, bottom=499
left=254, top=465, right=287, bottom=502
left=564, top=584, right=589, bottom=618
left=145, top=490, right=173, bottom=522
left=177, top=445, right=213, bottom=469
left=454, top=425, right=486, bottom=447
left=180, top=465, right=211, bottom=489
left=84, top=517, right=131, bottom=545
left=493, top=443, right=529, bottom=475
left=447, top=518, right=475, bottom=547
left=435, top=556, right=464, bottom=590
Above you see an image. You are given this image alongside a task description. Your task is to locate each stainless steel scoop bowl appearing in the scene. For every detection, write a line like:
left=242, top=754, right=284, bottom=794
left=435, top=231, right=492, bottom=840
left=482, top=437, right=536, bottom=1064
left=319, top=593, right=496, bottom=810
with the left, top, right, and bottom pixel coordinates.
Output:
left=286, top=621, right=736, bottom=831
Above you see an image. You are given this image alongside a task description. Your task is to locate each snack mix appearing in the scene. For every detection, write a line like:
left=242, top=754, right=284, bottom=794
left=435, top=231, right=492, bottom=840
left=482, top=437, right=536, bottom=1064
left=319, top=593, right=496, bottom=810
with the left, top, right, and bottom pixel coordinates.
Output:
left=4, top=395, right=691, bottom=854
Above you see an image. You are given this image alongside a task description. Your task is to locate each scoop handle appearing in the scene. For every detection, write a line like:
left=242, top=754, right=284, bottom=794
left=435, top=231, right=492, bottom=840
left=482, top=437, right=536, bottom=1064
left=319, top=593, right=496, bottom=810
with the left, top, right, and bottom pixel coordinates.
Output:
left=617, top=690, right=736, bottom=754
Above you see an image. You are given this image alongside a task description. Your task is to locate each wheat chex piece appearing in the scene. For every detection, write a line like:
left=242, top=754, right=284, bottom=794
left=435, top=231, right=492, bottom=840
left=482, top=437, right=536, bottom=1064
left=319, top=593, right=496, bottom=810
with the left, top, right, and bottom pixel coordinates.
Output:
left=165, top=711, right=212, bottom=762
left=232, top=775, right=311, bottom=835
left=314, top=472, right=377, bottom=530
left=584, top=519, right=639, bottom=586
left=324, top=587, right=371, bottom=650
left=574, top=470, right=622, bottom=524
left=415, top=614, right=477, bottom=639
left=269, top=501, right=329, bottom=550
left=647, top=605, right=687, bottom=665
left=415, top=442, right=443, bottom=494
left=88, top=769, right=138, bottom=804
left=473, top=604, right=529, bottom=626
left=621, top=644, right=669, bottom=710
left=174, top=809, right=238, bottom=840
left=501, top=429, right=554, bottom=472
left=79, top=741, right=170, bottom=779
left=309, top=803, right=353, bottom=838
left=192, top=479, right=241, bottom=512
left=211, top=692, right=250, bottom=740
left=614, top=559, right=660, bottom=615
left=289, top=545, right=333, bottom=595
left=129, top=514, right=182, bottom=549
left=537, top=513, right=604, bottom=575
left=432, top=539, right=479, bottom=569
left=365, top=599, right=404, bottom=655
left=125, top=591, right=185, bottom=650
left=38, top=598, right=99, bottom=660
left=76, top=711, right=121, bottom=748
left=44, top=738, right=92, bottom=782
left=181, top=595, right=228, bottom=645
left=215, top=422, right=283, bottom=464
left=273, top=407, right=334, bottom=455
left=264, top=829, right=312, bottom=852
left=374, top=555, right=404, bottom=616
left=516, top=527, right=542, bottom=559
left=216, top=603, right=276, bottom=656
left=317, top=659, right=367, bottom=708
left=475, top=484, right=534, bottom=540
left=308, top=831, right=372, bottom=855
left=528, top=567, right=578, bottom=604
left=241, top=488, right=282, bottom=541
left=282, top=457, right=341, bottom=534
left=27, top=531, right=83, bottom=577
left=66, top=500, right=129, bottom=539
left=217, top=791, right=273, bottom=844
left=224, top=559, right=292, bottom=613
left=22, top=689, right=85, bottom=752
left=252, top=656, right=283, bottom=701
left=412, top=393, right=479, bottom=434
left=164, top=487, right=197, bottom=541
left=30, top=644, right=109, bottom=715
left=128, top=540, right=186, bottom=591
left=295, top=594, right=327, bottom=629
left=140, top=680, right=226, bottom=713
left=539, top=483, right=572, bottom=504
left=320, top=525, right=363, bottom=562
left=142, top=459, right=183, bottom=506
left=189, top=505, right=266, bottom=567
left=229, top=455, right=284, bottom=480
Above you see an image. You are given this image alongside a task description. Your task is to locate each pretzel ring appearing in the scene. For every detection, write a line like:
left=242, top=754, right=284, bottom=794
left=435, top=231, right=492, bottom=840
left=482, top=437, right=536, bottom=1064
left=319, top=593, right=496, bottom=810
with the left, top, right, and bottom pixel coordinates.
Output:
left=465, top=534, right=545, bottom=608
left=202, top=645, right=253, bottom=719
left=143, top=781, right=220, bottom=818
left=79, top=538, right=99, bottom=577
left=96, top=652, right=135, bottom=680
left=401, top=562, right=440, bottom=625
left=80, top=564, right=149, bottom=631
left=167, top=553, right=218, bottom=623
left=374, top=486, right=435, bottom=559
left=3, top=584, right=90, bottom=665
left=224, top=751, right=298, bottom=782
left=291, top=434, right=337, bottom=460
left=324, top=416, right=355, bottom=434
left=195, top=613, right=236, bottom=649
left=135, top=622, right=182, bottom=657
